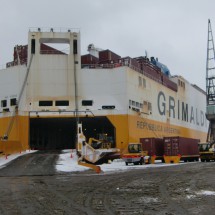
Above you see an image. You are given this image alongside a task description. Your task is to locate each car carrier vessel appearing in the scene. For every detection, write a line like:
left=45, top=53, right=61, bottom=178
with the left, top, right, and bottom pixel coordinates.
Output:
left=0, top=28, right=208, bottom=159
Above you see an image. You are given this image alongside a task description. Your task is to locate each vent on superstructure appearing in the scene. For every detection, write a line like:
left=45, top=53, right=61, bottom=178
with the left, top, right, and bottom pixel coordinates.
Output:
left=102, top=105, right=115, bottom=109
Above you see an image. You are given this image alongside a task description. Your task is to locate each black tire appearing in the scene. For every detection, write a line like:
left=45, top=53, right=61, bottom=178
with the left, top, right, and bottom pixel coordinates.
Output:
left=125, top=162, right=128, bottom=166
left=139, top=158, right=143, bottom=165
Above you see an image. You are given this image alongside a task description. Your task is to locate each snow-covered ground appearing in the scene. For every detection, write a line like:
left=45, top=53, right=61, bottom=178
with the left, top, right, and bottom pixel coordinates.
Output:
left=0, top=149, right=190, bottom=174
left=0, top=150, right=37, bottom=169
left=55, top=149, right=181, bottom=173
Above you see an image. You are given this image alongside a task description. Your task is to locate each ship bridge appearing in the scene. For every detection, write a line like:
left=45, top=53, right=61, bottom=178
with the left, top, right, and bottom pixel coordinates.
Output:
left=25, top=28, right=115, bottom=150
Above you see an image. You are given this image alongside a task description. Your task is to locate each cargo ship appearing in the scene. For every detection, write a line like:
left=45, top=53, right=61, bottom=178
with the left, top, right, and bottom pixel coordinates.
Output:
left=0, top=28, right=208, bottom=153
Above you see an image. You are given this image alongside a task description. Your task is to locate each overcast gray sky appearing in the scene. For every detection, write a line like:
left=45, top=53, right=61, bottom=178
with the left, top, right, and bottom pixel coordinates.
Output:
left=1, top=0, right=215, bottom=90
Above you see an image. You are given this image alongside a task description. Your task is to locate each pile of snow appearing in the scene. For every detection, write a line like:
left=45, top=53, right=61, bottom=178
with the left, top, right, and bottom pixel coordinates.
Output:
left=56, top=149, right=89, bottom=172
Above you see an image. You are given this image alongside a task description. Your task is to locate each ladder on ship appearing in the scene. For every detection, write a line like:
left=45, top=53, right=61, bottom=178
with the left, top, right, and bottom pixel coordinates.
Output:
left=1, top=54, right=34, bottom=140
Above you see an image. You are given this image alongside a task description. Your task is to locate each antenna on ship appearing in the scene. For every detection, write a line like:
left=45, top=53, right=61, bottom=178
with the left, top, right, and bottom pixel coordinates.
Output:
left=205, top=19, right=215, bottom=143
left=145, top=50, right=148, bottom=58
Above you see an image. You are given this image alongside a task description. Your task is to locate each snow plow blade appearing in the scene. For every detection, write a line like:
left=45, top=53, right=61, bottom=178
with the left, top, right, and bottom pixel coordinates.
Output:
left=78, top=161, right=101, bottom=173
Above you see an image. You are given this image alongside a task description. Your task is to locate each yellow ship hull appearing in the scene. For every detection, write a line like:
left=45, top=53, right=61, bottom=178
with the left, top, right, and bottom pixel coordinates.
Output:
left=0, top=113, right=207, bottom=152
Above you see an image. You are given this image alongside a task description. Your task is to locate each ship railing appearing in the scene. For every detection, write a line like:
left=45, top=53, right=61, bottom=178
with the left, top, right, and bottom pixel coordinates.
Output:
left=29, top=27, right=80, bottom=33
left=0, top=60, right=27, bottom=70
left=81, top=64, right=116, bottom=69
left=5, top=59, right=27, bottom=68
left=40, top=50, right=69, bottom=55
left=82, top=62, right=135, bottom=69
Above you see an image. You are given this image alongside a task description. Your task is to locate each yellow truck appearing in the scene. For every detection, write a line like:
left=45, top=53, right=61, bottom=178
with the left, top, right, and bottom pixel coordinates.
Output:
left=122, top=138, right=164, bottom=165
left=198, top=142, right=215, bottom=162
left=122, top=143, right=148, bottom=165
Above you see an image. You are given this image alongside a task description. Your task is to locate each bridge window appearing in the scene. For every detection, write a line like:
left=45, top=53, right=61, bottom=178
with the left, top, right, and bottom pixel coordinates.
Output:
left=55, top=100, right=69, bottom=106
left=138, top=76, right=142, bottom=86
left=1, top=100, right=7, bottom=108
left=82, top=100, right=93, bottom=106
left=10, top=98, right=17, bottom=106
left=39, top=101, right=53, bottom=106
left=143, top=78, right=146, bottom=88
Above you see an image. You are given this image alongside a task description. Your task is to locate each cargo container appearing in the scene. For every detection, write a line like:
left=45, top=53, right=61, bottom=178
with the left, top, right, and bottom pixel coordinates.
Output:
left=99, top=49, right=121, bottom=62
left=134, top=56, right=178, bottom=92
left=140, top=137, right=164, bottom=161
left=13, top=45, right=28, bottom=65
left=40, top=43, right=66, bottom=55
left=119, top=57, right=140, bottom=69
left=81, top=54, right=99, bottom=65
left=163, top=136, right=200, bottom=163
left=7, top=43, right=66, bottom=68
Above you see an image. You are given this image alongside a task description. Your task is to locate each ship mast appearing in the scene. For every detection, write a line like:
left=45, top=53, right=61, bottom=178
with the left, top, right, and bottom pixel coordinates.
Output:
left=206, top=19, right=215, bottom=143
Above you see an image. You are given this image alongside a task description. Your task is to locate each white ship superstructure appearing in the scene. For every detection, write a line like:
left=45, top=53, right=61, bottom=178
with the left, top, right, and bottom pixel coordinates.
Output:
left=0, top=28, right=208, bottom=152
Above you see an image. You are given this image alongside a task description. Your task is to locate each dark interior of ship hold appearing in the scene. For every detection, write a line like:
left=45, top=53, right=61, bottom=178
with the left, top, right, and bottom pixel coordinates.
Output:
left=30, top=116, right=115, bottom=150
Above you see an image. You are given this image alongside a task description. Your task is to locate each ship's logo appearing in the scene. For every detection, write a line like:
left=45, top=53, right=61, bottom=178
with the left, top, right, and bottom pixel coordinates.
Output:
left=157, top=91, right=207, bottom=127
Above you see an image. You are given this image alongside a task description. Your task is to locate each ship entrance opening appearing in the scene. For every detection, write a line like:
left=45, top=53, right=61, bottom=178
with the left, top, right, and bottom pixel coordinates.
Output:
left=29, top=116, right=115, bottom=150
